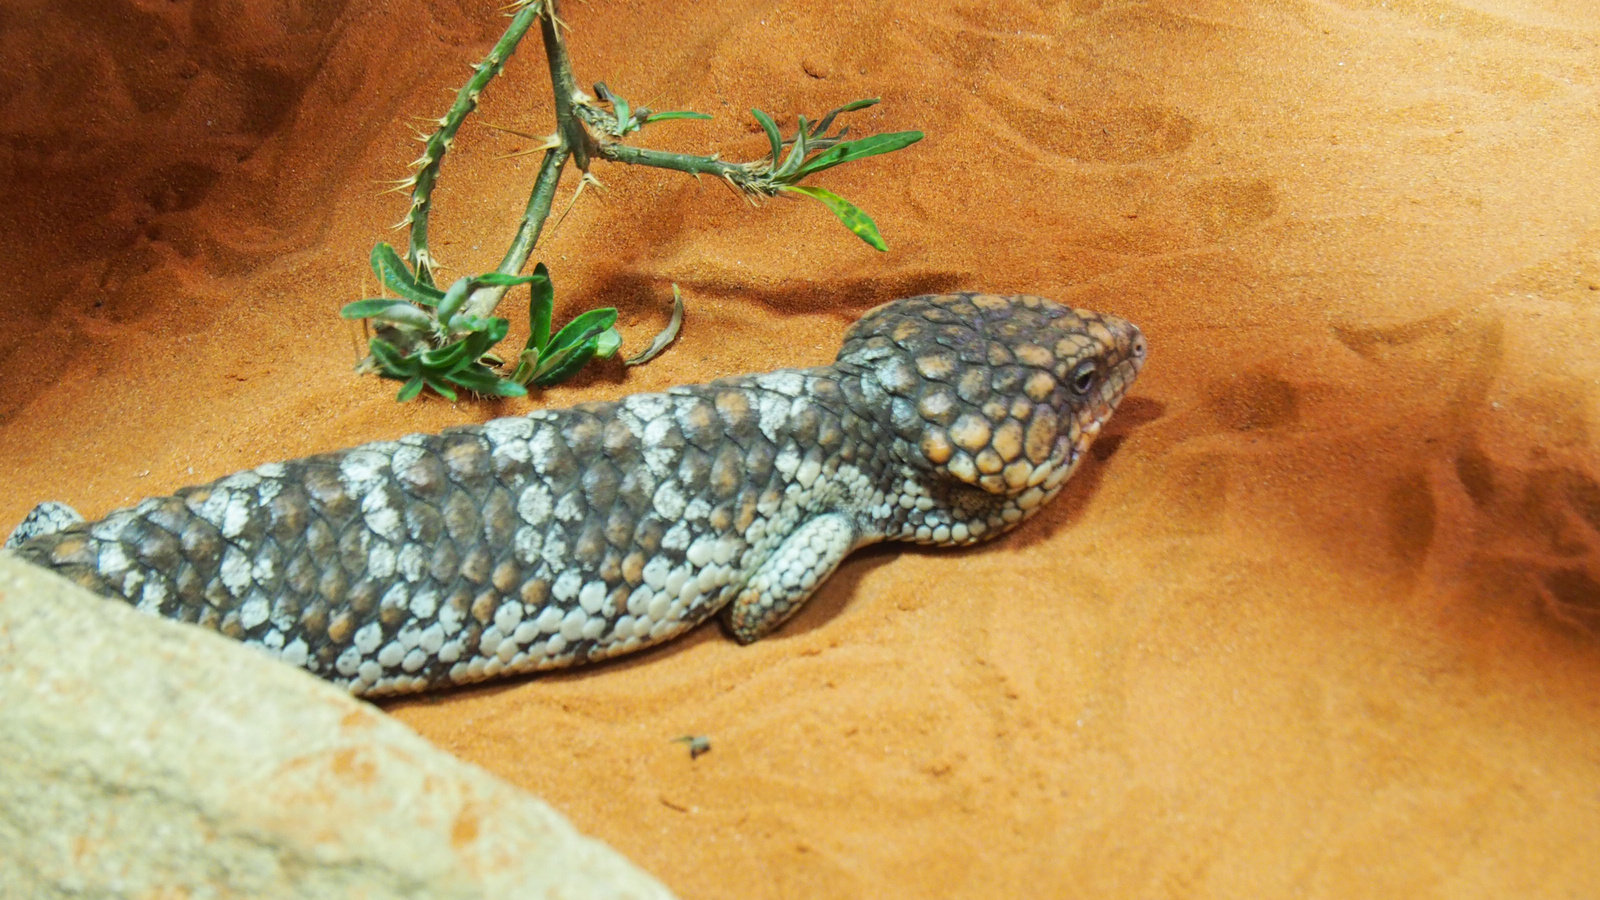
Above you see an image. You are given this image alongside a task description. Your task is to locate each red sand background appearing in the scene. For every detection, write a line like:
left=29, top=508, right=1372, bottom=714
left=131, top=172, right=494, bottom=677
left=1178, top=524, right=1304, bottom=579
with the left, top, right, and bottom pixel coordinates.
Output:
left=3, top=0, right=1599, bottom=896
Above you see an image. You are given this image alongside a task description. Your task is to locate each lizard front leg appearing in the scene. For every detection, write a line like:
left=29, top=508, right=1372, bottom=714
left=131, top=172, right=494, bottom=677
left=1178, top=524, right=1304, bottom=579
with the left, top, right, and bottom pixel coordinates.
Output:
left=721, top=512, right=858, bottom=643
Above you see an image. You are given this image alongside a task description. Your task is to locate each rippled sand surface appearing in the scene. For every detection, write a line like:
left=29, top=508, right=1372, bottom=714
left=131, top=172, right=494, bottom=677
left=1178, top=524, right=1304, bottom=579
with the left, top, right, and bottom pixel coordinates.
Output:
left=3, top=1, right=1598, bottom=896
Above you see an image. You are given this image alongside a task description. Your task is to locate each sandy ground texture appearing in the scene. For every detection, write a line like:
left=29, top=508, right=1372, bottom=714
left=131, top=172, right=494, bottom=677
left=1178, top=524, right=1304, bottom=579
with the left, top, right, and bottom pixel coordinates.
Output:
left=3, top=0, right=1599, bottom=897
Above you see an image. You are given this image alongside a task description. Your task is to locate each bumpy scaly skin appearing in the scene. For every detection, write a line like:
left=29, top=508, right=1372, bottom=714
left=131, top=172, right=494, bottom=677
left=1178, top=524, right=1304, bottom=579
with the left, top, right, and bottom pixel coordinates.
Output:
left=8, top=294, right=1145, bottom=697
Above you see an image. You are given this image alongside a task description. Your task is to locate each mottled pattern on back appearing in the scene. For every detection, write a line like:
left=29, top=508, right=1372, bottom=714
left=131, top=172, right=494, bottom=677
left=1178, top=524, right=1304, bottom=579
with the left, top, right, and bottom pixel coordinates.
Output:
left=11, top=294, right=1145, bottom=697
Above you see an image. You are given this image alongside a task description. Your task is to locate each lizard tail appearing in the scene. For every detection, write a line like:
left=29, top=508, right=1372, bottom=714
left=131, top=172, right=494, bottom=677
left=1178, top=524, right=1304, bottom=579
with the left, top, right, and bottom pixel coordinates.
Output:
left=5, top=502, right=85, bottom=551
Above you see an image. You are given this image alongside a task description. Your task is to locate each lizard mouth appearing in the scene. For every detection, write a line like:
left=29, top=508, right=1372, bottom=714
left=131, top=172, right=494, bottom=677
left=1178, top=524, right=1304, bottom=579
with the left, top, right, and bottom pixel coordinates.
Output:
left=1043, top=422, right=1096, bottom=493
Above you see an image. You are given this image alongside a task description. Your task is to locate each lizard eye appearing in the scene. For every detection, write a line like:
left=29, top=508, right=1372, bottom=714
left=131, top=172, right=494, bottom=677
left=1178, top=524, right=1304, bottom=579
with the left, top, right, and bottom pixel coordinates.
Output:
left=1070, top=360, right=1097, bottom=395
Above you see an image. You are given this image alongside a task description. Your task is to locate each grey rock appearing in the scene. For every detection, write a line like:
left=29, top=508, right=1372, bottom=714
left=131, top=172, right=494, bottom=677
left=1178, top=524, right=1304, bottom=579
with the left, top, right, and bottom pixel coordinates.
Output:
left=0, top=554, right=677, bottom=900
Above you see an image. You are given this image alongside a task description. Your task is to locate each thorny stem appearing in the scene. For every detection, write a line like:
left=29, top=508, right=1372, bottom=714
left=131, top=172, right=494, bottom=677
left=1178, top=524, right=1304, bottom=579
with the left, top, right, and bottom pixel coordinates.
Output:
left=499, top=146, right=571, bottom=275
left=540, top=1, right=592, bottom=171
left=457, top=0, right=585, bottom=322
left=595, top=144, right=772, bottom=197
left=403, top=0, right=848, bottom=325
left=460, top=143, right=571, bottom=320
left=404, top=4, right=540, bottom=286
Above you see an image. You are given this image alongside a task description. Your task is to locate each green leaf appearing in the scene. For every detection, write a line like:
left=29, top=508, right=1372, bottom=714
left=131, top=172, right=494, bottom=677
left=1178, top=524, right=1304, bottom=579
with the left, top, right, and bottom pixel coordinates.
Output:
left=459, top=317, right=510, bottom=364
left=370, top=243, right=444, bottom=306
left=781, top=185, right=889, bottom=251
left=446, top=313, right=493, bottom=333
left=810, top=98, right=879, bottom=137
left=435, top=276, right=473, bottom=323
left=396, top=376, right=425, bottom=402
left=624, top=284, right=684, bottom=366
left=526, top=262, right=554, bottom=355
left=419, top=339, right=473, bottom=374
left=644, top=110, right=713, bottom=123
left=751, top=108, right=783, bottom=165
left=774, top=117, right=809, bottom=179
left=470, top=272, right=542, bottom=288
left=613, top=95, right=631, bottom=130
left=340, top=298, right=400, bottom=319
left=545, top=307, right=619, bottom=359
left=528, top=307, right=620, bottom=387
left=367, top=302, right=434, bottom=331
left=593, top=326, right=622, bottom=359
left=793, top=131, right=924, bottom=180
left=421, top=372, right=458, bottom=403
left=530, top=339, right=600, bottom=387
left=446, top=364, right=528, bottom=397
left=368, top=337, right=415, bottom=375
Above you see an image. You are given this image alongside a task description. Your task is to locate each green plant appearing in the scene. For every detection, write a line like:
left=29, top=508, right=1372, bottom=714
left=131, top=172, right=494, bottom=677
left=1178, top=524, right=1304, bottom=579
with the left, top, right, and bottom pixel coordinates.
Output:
left=342, top=0, right=923, bottom=402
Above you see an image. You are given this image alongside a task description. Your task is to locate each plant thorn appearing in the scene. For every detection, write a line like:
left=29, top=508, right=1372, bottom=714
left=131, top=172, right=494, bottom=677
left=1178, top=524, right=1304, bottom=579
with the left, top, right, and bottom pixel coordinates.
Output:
left=544, top=171, right=606, bottom=245
left=482, top=122, right=557, bottom=141
left=377, top=176, right=418, bottom=196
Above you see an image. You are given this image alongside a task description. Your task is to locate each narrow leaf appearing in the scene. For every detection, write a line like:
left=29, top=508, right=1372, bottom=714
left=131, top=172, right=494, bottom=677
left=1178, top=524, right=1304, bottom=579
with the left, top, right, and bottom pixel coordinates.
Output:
left=811, top=98, right=880, bottom=137
left=529, top=307, right=620, bottom=387
left=446, top=364, right=528, bottom=397
left=368, top=302, right=434, bottom=331
left=396, top=376, right=425, bottom=402
left=446, top=313, right=496, bottom=333
left=470, top=272, right=542, bottom=288
left=421, top=373, right=458, bottom=403
left=782, top=185, right=889, bottom=251
left=543, top=307, right=619, bottom=361
left=593, top=326, right=622, bottom=359
left=531, top=339, right=600, bottom=387
left=793, top=131, right=924, bottom=179
left=460, top=317, right=510, bottom=363
left=625, top=284, right=684, bottom=366
left=751, top=108, right=783, bottom=165
left=774, top=118, right=809, bottom=179
left=370, top=242, right=444, bottom=306
left=435, top=276, right=473, bottom=323
left=526, top=262, right=554, bottom=355
left=340, top=298, right=400, bottom=319
left=419, top=339, right=472, bottom=373
left=644, top=110, right=713, bottom=123
left=368, top=337, right=415, bottom=375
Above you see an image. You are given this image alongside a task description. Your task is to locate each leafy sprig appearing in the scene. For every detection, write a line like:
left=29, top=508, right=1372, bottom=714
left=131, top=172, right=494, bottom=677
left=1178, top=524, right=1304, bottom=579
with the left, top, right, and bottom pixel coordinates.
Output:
left=349, top=0, right=923, bottom=402
left=510, top=263, right=623, bottom=387
left=342, top=244, right=533, bottom=401
left=590, top=82, right=713, bottom=139
left=746, top=99, right=923, bottom=250
left=590, top=97, right=923, bottom=251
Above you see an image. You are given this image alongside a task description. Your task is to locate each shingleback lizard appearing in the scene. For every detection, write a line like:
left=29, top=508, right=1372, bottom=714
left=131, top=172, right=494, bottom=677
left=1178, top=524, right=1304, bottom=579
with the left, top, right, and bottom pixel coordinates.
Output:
left=5, top=293, right=1145, bottom=697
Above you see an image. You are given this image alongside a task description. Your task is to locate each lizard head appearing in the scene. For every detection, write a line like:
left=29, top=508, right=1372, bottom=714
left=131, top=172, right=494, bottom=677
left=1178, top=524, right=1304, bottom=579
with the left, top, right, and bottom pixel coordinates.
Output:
left=837, top=292, right=1146, bottom=496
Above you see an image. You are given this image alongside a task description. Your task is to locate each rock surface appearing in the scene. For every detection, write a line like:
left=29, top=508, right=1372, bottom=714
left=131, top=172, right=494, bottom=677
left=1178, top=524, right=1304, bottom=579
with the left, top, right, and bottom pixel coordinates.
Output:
left=0, top=555, right=676, bottom=900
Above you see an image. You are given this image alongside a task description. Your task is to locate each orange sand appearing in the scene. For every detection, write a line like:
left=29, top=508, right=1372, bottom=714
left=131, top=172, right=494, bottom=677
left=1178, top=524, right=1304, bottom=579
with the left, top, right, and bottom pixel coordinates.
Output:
left=4, top=1, right=1599, bottom=896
